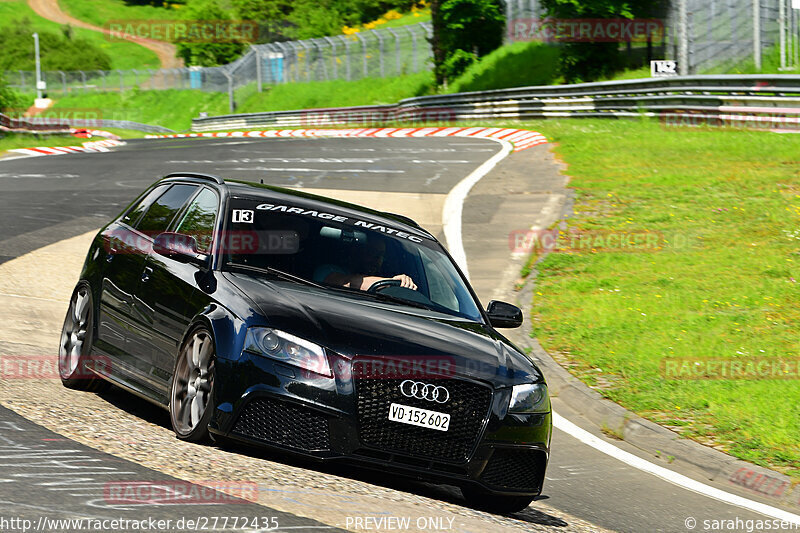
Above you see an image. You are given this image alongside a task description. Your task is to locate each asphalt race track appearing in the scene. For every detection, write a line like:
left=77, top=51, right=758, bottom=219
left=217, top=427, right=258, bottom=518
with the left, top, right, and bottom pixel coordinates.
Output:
left=0, top=136, right=791, bottom=532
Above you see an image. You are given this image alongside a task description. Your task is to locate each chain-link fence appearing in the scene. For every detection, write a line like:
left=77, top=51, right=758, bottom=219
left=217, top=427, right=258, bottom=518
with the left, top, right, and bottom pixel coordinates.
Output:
left=671, top=0, right=800, bottom=73
left=3, top=22, right=433, bottom=100
left=504, top=0, right=800, bottom=74
left=5, top=3, right=799, bottom=105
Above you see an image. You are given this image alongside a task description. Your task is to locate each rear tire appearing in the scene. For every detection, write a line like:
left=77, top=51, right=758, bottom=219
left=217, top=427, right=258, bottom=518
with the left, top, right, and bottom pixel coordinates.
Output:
left=461, top=486, right=535, bottom=514
left=170, top=327, right=216, bottom=442
left=59, top=284, right=109, bottom=392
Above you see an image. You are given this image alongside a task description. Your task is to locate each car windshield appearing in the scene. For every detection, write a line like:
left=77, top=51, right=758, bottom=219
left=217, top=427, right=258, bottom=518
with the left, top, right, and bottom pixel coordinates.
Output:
left=221, top=196, right=483, bottom=322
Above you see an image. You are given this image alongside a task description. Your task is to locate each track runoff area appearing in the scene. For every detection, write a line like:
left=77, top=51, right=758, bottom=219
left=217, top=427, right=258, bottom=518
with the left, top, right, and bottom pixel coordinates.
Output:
left=0, top=132, right=797, bottom=533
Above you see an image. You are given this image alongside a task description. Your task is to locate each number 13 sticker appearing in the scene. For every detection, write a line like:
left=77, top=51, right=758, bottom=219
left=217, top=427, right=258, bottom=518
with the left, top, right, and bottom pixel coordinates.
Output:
left=232, top=209, right=254, bottom=223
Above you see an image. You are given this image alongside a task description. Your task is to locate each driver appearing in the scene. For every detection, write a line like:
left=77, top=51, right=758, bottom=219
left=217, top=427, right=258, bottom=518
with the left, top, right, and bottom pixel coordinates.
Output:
left=314, top=238, right=417, bottom=291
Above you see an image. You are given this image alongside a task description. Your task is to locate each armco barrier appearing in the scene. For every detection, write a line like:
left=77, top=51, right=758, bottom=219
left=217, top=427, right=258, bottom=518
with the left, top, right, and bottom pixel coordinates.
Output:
left=192, top=75, right=800, bottom=132
left=0, top=113, right=70, bottom=134
left=1, top=113, right=174, bottom=135
left=19, top=117, right=174, bottom=134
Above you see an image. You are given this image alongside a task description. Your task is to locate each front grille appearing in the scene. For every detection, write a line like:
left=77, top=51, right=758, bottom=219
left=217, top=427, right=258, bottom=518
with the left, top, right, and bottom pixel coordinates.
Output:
left=354, top=376, right=492, bottom=462
left=232, top=398, right=330, bottom=452
left=480, top=449, right=547, bottom=491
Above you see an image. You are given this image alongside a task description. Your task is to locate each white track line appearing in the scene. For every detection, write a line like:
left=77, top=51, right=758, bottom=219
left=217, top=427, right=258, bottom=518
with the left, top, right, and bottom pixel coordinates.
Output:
left=444, top=137, right=800, bottom=525
left=554, top=413, right=800, bottom=524
left=442, top=138, right=513, bottom=279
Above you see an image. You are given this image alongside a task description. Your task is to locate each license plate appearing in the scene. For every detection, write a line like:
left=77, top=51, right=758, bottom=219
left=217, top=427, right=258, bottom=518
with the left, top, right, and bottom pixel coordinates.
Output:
left=388, top=403, right=450, bottom=432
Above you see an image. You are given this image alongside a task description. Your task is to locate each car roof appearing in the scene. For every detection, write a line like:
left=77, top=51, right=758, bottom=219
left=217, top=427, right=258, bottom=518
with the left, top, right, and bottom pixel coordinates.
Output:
left=160, top=173, right=434, bottom=241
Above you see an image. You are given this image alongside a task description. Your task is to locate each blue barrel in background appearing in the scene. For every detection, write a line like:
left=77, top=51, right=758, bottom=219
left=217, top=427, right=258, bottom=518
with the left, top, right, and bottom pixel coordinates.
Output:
left=266, top=53, right=284, bottom=83
left=189, top=67, right=202, bottom=89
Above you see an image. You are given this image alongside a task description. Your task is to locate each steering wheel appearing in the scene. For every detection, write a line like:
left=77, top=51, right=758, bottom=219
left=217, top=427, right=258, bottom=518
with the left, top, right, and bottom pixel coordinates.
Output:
left=367, top=278, right=402, bottom=293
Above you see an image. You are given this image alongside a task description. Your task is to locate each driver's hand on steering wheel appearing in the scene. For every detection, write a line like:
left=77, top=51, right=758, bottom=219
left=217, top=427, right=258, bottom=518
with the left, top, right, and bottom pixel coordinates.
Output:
left=392, top=274, right=417, bottom=291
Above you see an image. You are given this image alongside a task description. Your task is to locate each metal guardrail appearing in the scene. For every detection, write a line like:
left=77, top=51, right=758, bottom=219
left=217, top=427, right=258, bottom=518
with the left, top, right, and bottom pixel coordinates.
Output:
left=192, top=75, right=800, bottom=131
left=0, top=115, right=174, bottom=134
left=62, top=119, right=174, bottom=134
left=0, top=113, right=70, bottom=134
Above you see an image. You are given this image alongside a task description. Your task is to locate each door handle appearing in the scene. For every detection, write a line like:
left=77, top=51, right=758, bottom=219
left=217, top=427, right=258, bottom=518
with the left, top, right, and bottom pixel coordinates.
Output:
left=106, top=240, right=118, bottom=262
left=141, top=266, right=153, bottom=282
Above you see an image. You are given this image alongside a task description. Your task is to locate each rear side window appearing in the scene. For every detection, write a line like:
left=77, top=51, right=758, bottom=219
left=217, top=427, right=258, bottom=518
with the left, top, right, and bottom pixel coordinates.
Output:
left=120, top=185, right=169, bottom=227
left=135, top=184, right=198, bottom=235
left=174, top=187, right=219, bottom=253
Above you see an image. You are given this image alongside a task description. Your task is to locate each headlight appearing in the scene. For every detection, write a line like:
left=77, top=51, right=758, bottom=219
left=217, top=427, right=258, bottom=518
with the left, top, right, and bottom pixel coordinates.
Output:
left=508, top=383, right=550, bottom=414
left=244, top=327, right=331, bottom=377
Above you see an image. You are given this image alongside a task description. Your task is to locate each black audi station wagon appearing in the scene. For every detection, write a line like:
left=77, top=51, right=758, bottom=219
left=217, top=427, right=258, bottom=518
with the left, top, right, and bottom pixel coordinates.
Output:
left=59, top=173, right=552, bottom=513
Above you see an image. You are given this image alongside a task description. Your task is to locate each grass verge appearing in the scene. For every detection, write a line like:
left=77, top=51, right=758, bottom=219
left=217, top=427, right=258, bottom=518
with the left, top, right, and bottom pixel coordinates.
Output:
left=237, top=72, right=434, bottom=112
left=49, top=89, right=230, bottom=131
left=57, top=0, right=183, bottom=28
left=447, top=41, right=561, bottom=93
left=0, top=127, right=142, bottom=154
left=517, top=118, right=800, bottom=478
left=45, top=73, right=435, bottom=131
left=0, top=0, right=159, bottom=69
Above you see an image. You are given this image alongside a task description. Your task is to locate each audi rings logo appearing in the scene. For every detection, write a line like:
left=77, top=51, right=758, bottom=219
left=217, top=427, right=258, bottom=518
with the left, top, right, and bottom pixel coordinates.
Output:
left=399, top=380, right=450, bottom=404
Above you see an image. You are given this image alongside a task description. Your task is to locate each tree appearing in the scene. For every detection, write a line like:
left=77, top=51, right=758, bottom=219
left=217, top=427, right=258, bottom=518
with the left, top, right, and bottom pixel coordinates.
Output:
left=176, top=0, right=247, bottom=67
left=0, top=76, right=22, bottom=113
left=232, top=0, right=294, bottom=43
left=540, top=0, right=668, bottom=82
left=0, top=19, right=112, bottom=72
left=429, top=0, right=446, bottom=85
left=430, top=0, right=505, bottom=85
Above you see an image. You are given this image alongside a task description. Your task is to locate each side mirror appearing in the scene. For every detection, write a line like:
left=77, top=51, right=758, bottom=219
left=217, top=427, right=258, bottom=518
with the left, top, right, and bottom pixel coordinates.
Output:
left=486, top=300, right=523, bottom=329
left=153, top=232, right=209, bottom=266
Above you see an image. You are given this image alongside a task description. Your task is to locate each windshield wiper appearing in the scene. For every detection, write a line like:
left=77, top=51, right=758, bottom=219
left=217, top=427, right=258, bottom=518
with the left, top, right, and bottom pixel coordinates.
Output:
left=227, top=263, right=324, bottom=289
left=367, top=292, right=437, bottom=312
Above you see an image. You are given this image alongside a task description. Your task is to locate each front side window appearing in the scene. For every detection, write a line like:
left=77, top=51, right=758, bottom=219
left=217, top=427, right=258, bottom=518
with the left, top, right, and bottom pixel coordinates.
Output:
left=120, top=185, right=169, bottom=227
left=135, top=184, right=198, bottom=235
left=174, top=187, right=219, bottom=253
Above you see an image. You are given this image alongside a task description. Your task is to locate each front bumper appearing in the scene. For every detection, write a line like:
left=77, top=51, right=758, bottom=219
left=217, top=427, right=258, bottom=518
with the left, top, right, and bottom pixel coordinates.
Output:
left=210, top=352, right=552, bottom=496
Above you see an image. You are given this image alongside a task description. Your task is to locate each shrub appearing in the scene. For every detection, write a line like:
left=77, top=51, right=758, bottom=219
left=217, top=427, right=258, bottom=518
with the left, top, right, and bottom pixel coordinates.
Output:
left=0, top=19, right=111, bottom=71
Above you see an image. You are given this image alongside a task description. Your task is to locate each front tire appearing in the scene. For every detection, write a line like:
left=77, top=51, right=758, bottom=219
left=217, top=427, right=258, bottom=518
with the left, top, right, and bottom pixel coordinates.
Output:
left=170, top=327, right=215, bottom=442
left=59, top=283, right=108, bottom=392
left=461, top=486, right=535, bottom=514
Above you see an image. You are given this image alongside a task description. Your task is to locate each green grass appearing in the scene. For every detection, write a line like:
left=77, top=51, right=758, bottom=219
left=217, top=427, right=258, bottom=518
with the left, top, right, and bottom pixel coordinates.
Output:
left=58, top=0, right=185, bottom=28
left=710, top=44, right=800, bottom=75
left=608, top=44, right=800, bottom=79
left=0, top=0, right=159, bottom=69
left=50, top=88, right=229, bottom=131
left=518, top=118, right=800, bottom=478
left=0, top=127, right=143, bottom=155
left=237, top=72, right=434, bottom=112
left=0, top=133, right=92, bottom=154
left=606, top=66, right=652, bottom=81
left=44, top=72, right=434, bottom=131
left=447, top=41, right=562, bottom=93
